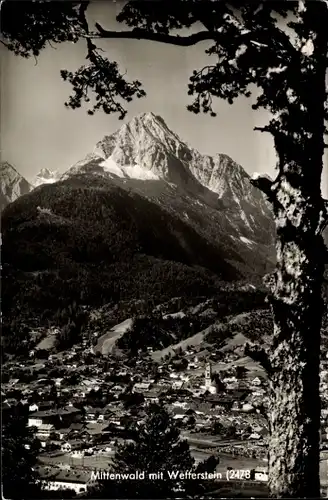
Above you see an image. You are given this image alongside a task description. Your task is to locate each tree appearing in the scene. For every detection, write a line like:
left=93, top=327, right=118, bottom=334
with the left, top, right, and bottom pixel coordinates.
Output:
left=212, top=420, right=224, bottom=435
left=92, top=404, right=219, bottom=499
left=2, top=1, right=328, bottom=496
left=2, top=405, right=41, bottom=499
left=235, top=366, right=247, bottom=379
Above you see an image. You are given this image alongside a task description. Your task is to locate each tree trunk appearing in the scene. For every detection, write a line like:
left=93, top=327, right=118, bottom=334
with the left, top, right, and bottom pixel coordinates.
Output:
left=250, top=8, right=328, bottom=495
left=266, top=125, right=327, bottom=496
left=267, top=180, right=325, bottom=497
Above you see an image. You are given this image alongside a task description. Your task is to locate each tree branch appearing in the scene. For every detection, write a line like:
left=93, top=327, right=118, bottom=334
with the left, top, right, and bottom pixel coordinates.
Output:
left=93, top=24, right=214, bottom=46
left=249, top=172, right=276, bottom=204
left=244, top=342, right=272, bottom=374
left=0, top=39, right=10, bottom=49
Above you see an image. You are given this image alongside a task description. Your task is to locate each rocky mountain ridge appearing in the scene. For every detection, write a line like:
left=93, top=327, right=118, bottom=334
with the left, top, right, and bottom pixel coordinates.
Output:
left=66, top=113, right=271, bottom=226
left=0, top=161, right=33, bottom=212
left=63, top=112, right=275, bottom=266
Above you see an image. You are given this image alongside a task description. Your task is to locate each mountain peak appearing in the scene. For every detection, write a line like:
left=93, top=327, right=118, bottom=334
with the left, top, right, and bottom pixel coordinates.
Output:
left=1, top=161, right=20, bottom=175
left=119, top=111, right=177, bottom=144
left=33, top=168, right=61, bottom=187
left=136, top=111, right=159, bottom=120
left=65, top=113, right=270, bottom=225
left=1, top=161, right=33, bottom=211
left=133, top=111, right=166, bottom=124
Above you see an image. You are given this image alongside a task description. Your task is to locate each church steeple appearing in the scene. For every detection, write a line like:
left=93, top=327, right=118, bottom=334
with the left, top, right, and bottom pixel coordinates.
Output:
left=204, top=361, right=217, bottom=394
left=205, top=362, right=212, bottom=388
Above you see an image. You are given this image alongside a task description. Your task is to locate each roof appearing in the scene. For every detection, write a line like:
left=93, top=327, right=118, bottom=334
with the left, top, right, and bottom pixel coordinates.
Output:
left=133, top=382, right=151, bottom=390
left=171, top=407, right=187, bottom=415
left=69, top=423, right=86, bottom=431
left=36, top=467, right=90, bottom=484
left=30, top=406, right=80, bottom=418
left=86, top=423, right=111, bottom=435
left=85, top=407, right=104, bottom=414
left=53, top=471, right=91, bottom=484
left=62, top=439, right=85, bottom=448
left=144, top=390, right=161, bottom=398
left=37, top=424, right=55, bottom=431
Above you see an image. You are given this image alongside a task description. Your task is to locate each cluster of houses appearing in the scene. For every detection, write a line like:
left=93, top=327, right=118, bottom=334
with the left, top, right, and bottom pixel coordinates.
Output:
left=3, top=330, right=328, bottom=496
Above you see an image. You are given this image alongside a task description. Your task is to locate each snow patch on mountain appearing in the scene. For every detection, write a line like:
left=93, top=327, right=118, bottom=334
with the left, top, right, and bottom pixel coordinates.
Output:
left=100, top=157, right=160, bottom=180
left=240, top=236, right=255, bottom=246
left=33, top=168, right=61, bottom=187
left=251, top=172, right=273, bottom=182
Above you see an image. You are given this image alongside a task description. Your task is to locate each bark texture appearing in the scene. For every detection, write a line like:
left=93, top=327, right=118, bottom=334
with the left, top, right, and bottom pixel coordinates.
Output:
left=267, top=181, right=325, bottom=497
left=248, top=5, right=327, bottom=494
left=251, top=167, right=327, bottom=497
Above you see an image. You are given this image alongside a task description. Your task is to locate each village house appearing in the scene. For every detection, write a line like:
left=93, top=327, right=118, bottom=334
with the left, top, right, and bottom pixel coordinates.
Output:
left=249, top=432, right=262, bottom=440
left=60, top=439, right=86, bottom=454
left=132, top=382, right=151, bottom=393
left=36, top=423, right=55, bottom=441
left=73, top=390, right=86, bottom=399
left=86, top=421, right=112, bottom=441
left=172, top=380, right=184, bottom=390
left=171, top=407, right=187, bottom=420
left=84, top=407, right=105, bottom=423
left=110, top=384, right=125, bottom=396
left=37, top=466, right=96, bottom=494
left=144, top=389, right=161, bottom=403
left=241, top=403, right=255, bottom=413
left=28, top=406, right=81, bottom=428
left=251, top=377, right=262, bottom=387
left=54, top=428, right=70, bottom=441
left=66, top=422, right=89, bottom=439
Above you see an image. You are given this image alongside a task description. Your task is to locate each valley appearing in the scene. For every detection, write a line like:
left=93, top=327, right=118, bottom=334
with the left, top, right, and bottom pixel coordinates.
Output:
left=2, top=112, right=328, bottom=498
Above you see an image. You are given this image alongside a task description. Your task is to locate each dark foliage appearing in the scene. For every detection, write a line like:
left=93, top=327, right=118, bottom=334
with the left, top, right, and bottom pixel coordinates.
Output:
left=2, top=405, right=42, bottom=499
left=1, top=176, right=242, bottom=330
left=117, top=288, right=267, bottom=353
left=91, top=404, right=219, bottom=499
left=54, top=303, right=88, bottom=350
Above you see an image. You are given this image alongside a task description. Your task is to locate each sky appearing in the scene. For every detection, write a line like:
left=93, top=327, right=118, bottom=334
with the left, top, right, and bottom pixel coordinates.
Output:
left=1, top=1, right=327, bottom=196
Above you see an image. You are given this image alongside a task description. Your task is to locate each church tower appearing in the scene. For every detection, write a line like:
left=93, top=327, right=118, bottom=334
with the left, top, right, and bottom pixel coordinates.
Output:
left=205, top=362, right=212, bottom=390
left=204, top=361, right=217, bottom=394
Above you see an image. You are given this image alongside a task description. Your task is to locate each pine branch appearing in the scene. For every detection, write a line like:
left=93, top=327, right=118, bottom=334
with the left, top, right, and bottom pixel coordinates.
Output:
left=244, top=342, right=272, bottom=374
left=249, top=172, right=276, bottom=204
left=93, top=24, right=214, bottom=46
left=0, top=39, right=10, bottom=49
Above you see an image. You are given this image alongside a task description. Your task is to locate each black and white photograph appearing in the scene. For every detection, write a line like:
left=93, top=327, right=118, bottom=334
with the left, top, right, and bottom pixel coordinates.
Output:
left=1, top=1, right=328, bottom=498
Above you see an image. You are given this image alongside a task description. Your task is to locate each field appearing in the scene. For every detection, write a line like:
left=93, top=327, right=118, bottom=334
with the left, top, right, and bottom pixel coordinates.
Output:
left=39, top=451, right=114, bottom=470
left=94, top=318, right=132, bottom=355
left=35, top=334, right=56, bottom=351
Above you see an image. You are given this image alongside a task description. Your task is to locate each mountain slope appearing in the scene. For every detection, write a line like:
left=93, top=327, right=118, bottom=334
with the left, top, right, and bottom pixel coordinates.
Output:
left=63, top=112, right=275, bottom=272
left=2, top=113, right=276, bottom=326
left=0, top=162, right=33, bottom=212
left=2, top=175, right=247, bottom=324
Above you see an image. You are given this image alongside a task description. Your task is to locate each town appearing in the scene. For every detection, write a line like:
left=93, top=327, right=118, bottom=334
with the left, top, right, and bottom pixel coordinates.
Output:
left=3, top=317, right=328, bottom=498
